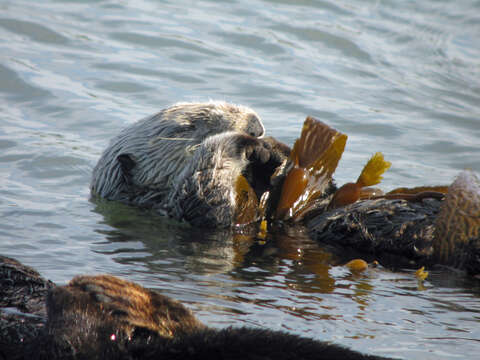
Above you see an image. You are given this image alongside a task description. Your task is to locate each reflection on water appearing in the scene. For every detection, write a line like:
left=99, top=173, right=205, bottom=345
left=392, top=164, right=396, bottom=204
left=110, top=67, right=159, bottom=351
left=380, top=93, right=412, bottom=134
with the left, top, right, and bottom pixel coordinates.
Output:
left=90, top=197, right=480, bottom=358
left=1, top=0, right=480, bottom=358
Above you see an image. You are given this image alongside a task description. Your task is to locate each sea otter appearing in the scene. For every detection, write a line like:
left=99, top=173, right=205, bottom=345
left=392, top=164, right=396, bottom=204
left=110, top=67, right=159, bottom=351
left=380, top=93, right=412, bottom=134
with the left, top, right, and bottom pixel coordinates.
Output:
left=305, top=170, right=480, bottom=275
left=0, top=256, right=393, bottom=360
left=91, top=103, right=480, bottom=274
left=92, top=102, right=265, bottom=200
left=91, top=101, right=290, bottom=227
left=162, top=131, right=290, bottom=227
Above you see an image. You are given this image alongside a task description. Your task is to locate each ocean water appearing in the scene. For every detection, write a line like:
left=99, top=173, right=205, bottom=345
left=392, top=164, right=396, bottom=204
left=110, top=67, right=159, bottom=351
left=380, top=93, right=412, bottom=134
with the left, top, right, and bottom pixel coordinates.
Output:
left=1, top=0, right=480, bottom=358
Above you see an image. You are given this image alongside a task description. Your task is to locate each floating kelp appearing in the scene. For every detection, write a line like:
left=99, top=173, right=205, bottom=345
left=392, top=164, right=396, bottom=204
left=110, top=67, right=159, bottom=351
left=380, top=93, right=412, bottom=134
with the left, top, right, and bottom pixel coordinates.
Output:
left=275, top=117, right=347, bottom=221
left=344, top=259, right=369, bottom=272
left=272, top=117, right=393, bottom=221
left=415, top=266, right=429, bottom=281
left=230, top=116, right=480, bottom=276
left=228, top=115, right=480, bottom=276
left=344, top=259, right=380, bottom=273
left=234, top=174, right=259, bottom=225
left=387, top=185, right=449, bottom=195
left=306, top=170, right=480, bottom=276
left=383, top=185, right=448, bottom=202
left=328, top=152, right=391, bottom=209
left=233, top=116, right=394, bottom=226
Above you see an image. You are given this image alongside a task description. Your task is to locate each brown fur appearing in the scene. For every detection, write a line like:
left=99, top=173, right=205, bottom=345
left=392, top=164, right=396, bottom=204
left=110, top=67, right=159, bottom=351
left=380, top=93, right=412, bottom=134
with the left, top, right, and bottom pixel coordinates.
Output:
left=1, top=256, right=393, bottom=360
left=56, top=275, right=204, bottom=338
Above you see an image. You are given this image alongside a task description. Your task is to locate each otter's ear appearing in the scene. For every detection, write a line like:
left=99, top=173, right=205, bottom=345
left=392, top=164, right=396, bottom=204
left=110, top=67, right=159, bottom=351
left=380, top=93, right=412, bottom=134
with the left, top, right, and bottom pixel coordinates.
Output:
left=117, top=154, right=136, bottom=187
left=117, top=154, right=136, bottom=173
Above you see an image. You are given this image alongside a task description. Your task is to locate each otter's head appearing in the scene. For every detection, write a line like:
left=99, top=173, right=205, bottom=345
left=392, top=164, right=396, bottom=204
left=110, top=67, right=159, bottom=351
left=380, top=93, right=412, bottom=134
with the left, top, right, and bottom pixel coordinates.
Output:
left=164, top=101, right=265, bottom=139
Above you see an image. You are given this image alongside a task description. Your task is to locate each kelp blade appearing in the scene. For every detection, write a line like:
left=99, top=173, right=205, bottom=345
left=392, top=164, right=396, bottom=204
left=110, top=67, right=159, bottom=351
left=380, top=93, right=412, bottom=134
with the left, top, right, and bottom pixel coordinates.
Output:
left=276, top=117, right=347, bottom=220
left=275, top=167, right=309, bottom=219
left=387, top=185, right=449, bottom=195
left=234, top=174, right=259, bottom=225
left=356, top=152, right=391, bottom=187
left=329, top=152, right=390, bottom=209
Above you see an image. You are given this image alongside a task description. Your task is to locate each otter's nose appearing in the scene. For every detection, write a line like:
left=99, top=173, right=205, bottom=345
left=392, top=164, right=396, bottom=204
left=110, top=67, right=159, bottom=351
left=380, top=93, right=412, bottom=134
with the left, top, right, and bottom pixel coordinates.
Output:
left=246, top=114, right=265, bottom=138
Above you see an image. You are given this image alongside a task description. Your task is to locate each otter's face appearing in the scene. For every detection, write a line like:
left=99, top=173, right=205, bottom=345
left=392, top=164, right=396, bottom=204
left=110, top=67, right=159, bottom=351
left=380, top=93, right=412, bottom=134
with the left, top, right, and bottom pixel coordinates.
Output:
left=245, top=113, right=265, bottom=138
left=204, top=102, right=265, bottom=138
left=164, top=101, right=265, bottom=139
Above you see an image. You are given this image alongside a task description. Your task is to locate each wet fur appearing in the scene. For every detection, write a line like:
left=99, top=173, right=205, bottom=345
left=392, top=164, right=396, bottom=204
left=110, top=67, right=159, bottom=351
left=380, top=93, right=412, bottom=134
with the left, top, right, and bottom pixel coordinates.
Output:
left=163, top=132, right=286, bottom=227
left=1, top=256, right=393, bottom=360
left=90, top=102, right=290, bottom=227
left=91, top=101, right=265, bottom=205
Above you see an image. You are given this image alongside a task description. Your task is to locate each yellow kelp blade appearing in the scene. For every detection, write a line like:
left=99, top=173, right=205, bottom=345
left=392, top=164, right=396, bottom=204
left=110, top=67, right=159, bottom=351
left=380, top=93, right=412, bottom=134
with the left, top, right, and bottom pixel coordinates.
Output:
left=234, top=175, right=259, bottom=225
left=329, top=152, right=390, bottom=209
left=356, top=152, right=391, bottom=188
left=256, top=219, right=268, bottom=240
left=415, top=266, right=429, bottom=281
left=291, top=116, right=348, bottom=175
left=290, top=116, right=341, bottom=168
left=276, top=117, right=347, bottom=220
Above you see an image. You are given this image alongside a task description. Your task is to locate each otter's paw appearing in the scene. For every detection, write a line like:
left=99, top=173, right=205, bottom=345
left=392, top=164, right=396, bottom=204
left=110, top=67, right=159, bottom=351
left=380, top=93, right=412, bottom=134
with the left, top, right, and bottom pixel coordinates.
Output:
left=243, top=137, right=272, bottom=164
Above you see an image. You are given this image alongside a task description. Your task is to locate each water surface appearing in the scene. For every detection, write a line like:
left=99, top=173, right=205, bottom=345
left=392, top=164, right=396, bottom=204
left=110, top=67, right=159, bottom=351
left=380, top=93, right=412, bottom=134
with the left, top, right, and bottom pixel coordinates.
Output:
left=1, top=0, right=480, bottom=358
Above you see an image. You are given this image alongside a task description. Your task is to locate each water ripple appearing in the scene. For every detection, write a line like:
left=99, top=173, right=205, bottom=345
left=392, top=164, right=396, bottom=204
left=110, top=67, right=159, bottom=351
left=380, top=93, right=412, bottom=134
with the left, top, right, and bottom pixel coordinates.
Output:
left=0, top=1, right=480, bottom=359
left=0, top=18, right=69, bottom=44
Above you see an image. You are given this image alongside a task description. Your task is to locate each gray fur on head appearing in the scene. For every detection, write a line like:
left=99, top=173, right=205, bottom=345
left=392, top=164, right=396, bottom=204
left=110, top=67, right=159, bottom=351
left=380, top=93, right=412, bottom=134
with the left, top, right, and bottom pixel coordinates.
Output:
left=90, top=101, right=267, bottom=226
left=91, top=101, right=264, bottom=200
left=163, top=131, right=263, bottom=228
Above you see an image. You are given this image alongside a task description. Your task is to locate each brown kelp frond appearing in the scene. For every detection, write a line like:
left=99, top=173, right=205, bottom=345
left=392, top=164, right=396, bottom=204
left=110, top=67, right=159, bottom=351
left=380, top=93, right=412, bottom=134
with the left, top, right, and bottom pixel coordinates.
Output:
left=276, top=117, right=347, bottom=220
